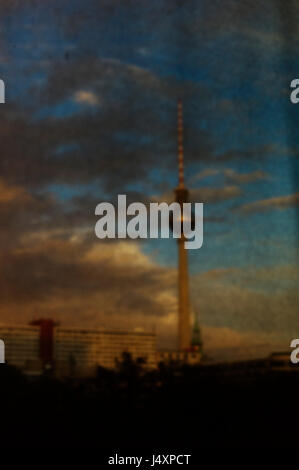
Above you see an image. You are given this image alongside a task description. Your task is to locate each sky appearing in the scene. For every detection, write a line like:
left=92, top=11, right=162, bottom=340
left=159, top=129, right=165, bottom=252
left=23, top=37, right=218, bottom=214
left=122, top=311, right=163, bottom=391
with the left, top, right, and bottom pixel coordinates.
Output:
left=0, top=0, right=299, bottom=361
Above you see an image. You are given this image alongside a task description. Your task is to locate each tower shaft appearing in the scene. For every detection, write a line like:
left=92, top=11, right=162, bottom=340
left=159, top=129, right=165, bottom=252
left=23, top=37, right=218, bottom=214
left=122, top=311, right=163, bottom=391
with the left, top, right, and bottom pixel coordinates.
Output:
left=175, top=99, right=191, bottom=350
left=177, top=237, right=191, bottom=350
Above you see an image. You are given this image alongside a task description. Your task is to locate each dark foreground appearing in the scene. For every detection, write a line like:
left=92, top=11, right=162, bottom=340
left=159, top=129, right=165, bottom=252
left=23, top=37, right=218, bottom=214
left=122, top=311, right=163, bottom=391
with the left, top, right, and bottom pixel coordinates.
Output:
left=0, top=355, right=298, bottom=450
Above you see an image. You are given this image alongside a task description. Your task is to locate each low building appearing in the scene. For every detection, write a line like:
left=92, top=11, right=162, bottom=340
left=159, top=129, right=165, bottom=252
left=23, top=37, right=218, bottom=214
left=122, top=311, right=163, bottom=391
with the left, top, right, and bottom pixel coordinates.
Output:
left=157, top=348, right=202, bottom=366
left=0, top=320, right=157, bottom=377
left=0, top=324, right=41, bottom=372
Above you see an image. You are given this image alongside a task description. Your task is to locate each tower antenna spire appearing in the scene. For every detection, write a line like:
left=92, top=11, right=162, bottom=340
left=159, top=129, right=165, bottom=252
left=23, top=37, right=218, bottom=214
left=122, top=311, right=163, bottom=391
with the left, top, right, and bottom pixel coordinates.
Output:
left=178, top=98, right=185, bottom=188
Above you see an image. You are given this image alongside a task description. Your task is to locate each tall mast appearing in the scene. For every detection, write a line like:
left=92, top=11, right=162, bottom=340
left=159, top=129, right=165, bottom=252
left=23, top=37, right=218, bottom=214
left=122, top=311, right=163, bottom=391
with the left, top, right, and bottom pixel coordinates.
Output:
left=177, top=98, right=185, bottom=189
left=175, top=99, right=190, bottom=350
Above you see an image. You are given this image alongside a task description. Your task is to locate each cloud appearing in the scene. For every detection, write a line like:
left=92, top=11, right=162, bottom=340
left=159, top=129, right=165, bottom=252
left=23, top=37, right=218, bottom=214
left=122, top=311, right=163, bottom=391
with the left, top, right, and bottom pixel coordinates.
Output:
left=191, top=185, right=242, bottom=203
left=0, top=178, right=62, bottom=250
left=73, top=90, right=99, bottom=106
left=41, top=57, right=162, bottom=106
left=192, top=167, right=268, bottom=185
left=0, top=237, right=177, bottom=333
left=0, top=82, right=212, bottom=196
left=224, top=168, right=268, bottom=184
left=0, top=179, right=30, bottom=204
left=193, top=168, right=220, bottom=181
left=238, top=191, right=299, bottom=214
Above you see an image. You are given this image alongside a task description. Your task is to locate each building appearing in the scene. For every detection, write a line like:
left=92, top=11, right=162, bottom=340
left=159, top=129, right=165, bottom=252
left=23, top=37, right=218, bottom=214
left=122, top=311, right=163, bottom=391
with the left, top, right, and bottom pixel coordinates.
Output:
left=175, top=99, right=191, bottom=351
left=174, top=100, right=202, bottom=359
left=0, top=324, right=40, bottom=372
left=0, top=320, right=157, bottom=377
left=157, top=349, right=201, bottom=366
left=157, top=101, right=202, bottom=365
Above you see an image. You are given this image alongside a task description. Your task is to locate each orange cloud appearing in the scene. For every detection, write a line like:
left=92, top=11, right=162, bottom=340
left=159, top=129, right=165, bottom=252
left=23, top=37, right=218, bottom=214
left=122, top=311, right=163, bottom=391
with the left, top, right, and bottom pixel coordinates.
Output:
left=238, top=192, right=299, bottom=213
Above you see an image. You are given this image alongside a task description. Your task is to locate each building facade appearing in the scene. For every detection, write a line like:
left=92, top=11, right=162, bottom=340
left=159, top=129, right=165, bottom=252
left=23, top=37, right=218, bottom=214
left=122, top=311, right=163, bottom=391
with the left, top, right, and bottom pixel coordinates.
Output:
left=157, top=349, right=202, bottom=366
left=0, top=324, right=40, bottom=372
left=0, top=321, right=156, bottom=377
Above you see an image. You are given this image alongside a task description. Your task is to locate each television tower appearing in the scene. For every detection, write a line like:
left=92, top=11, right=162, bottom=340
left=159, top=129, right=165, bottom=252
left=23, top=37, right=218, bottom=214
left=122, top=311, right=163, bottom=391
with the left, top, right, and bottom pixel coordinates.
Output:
left=174, top=99, right=191, bottom=350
